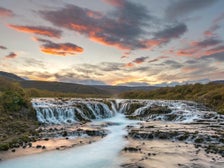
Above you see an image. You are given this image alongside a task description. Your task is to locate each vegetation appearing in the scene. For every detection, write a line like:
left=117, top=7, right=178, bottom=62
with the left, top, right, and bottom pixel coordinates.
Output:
left=20, top=80, right=111, bottom=97
left=0, top=77, right=38, bottom=151
left=119, top=83, right=224, bottom=114
left=25, top=88, right=108, bottom=98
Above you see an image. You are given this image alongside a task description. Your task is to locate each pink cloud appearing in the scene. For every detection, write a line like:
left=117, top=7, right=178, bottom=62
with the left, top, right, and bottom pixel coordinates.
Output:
left=5, top=52, right=17, bottom=59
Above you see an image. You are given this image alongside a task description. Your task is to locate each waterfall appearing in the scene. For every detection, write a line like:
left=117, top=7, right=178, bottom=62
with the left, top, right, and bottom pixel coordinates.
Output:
left=32, top=98, right=114, bottom=124
left=32, top=98, right=219, bottom=125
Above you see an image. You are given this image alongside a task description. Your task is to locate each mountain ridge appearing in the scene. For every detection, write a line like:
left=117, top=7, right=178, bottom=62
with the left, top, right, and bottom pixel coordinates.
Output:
left=0, top=71, right=158, bottom=95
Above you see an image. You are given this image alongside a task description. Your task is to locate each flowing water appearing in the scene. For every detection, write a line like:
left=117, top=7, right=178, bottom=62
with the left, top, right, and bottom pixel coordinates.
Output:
left=1, top=98, right=224, bottom=168
left=0, top=101, right=138, bottom=168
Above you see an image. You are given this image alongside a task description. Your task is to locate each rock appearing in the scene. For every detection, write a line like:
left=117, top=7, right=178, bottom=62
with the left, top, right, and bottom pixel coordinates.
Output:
left=36, top=145, right=42, bottom=149
left=121, top=163, right=144, bottom=168
left=62, top=131, right=68, bottom=137
left=123, top=147, right=141, bottom=152
left=11, top=149, right=16, bottom=152
left=28, top=142, right=32, bottom=147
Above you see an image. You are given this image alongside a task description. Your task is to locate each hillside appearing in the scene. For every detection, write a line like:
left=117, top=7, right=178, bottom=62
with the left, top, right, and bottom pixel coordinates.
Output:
left=0, top=71, right=158, bottom=97
left=0, top=71, right=25, bottom=81
left=0, top=77, right=38, bottom=151
left=92, top=85, right=158, bottom=95
left=119, top=83, right=224, bottom=114
left=20, top=80, right=111, bottom=97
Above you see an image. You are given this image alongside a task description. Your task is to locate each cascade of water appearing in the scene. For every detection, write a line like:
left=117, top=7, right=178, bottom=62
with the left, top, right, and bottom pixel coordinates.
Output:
left=32, top=98, right=218, bottom=125
left=32, top=99, right=115, bottom=124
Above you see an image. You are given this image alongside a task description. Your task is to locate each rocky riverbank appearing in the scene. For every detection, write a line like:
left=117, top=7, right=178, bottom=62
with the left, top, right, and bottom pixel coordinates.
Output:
left=120, top=104, right=224, bottom=168
left=0, top=122, right=108, bottom=161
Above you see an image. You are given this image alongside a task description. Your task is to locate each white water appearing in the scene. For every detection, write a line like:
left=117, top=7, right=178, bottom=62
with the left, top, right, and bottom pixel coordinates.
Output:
left=1, top=98, right=222, bottom=168
left=0, top=113, right=137, bottom=168
left=32, top=98, right=214, bottom=125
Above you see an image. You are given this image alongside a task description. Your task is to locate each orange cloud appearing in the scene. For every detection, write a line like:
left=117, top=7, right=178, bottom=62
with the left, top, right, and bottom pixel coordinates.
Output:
left=125, top=62, right=134, bottom=68
left=89, top=33, right=130, bottom=50
left=140, top=39, right=165, bottom=49
left=203, top=31, right=213, bottom=37
left=175, top=37, right=223, bottom=57
left=102, top=0, right=125, bottom=7
left=41, top=4, right=186, bottom=51
left=0, top=7, right=14, bottom=17
left=124, top=56, right=148, bottom=68
left=5, top=52, right=17, bottom=59
left=35, top=38, right=83, bottom=56
left=8, top=24, right=62, bottom=38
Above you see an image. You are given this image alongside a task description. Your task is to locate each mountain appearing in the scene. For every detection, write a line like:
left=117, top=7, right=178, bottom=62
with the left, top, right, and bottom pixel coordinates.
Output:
left=0, top=71, right=25, bottom=81
left=211, top=80, right=224, bottom=84
left=20, top=80, right=110, bottom=95
left=92, top=85, right=158, bottom=95
left=0, top=71, right=158, bottom=96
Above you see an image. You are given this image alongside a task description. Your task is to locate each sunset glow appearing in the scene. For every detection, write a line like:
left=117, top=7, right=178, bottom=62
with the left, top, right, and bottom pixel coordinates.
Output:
left=0, top=0, right=224, bottom=86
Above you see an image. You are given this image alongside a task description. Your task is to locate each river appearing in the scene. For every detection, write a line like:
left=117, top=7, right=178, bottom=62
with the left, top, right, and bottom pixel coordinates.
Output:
left=0, top=113, right=137, bottom=168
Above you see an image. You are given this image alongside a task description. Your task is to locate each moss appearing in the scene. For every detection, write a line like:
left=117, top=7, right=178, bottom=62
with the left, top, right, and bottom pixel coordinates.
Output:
left=194, top=137, right=204, bottom=143
left=0, top=143, right=9, bottom=151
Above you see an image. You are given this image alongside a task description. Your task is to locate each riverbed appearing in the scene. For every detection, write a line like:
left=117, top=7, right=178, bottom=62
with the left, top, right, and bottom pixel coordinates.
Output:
left=1, top=98, right=224, bottom=168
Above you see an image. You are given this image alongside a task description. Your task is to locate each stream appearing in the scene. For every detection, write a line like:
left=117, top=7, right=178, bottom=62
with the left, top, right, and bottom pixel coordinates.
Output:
left=0, top=113, right=137, bottom=168
left=0, top=98, right=224, bottom=168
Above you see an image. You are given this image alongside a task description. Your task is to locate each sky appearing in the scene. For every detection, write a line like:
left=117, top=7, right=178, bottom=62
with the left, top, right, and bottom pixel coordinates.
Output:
left=0, top=0, right=224, bottom=86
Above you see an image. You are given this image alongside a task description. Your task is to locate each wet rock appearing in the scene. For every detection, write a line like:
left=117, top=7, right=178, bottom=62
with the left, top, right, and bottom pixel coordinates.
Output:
left=62, top=131, right=68, bottom=137
left=36, top=145, right=42, bottom=149
left=121, top=163, right=144, bottom=168
left=123, top=146, right=141, bottom=152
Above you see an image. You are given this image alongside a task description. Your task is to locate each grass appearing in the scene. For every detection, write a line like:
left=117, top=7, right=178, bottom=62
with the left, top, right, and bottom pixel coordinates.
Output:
left=119, top=83, right=224, bottom=114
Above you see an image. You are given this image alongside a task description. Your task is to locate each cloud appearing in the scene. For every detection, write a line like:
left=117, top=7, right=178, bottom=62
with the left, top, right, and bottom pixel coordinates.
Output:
left=132, top=56, right=148, bottom=64
left=34, top=38, right=83, bottom=56
left=202, top=51, right=224, bottom=62
left=5, top=52, right=17, bottom=59
left=204, top=12, right=224, bottom=37
left=176, top=37, right=223, bottom=57
left=163, top=60, right=183, bottom=69
left=205, top=45, right=224, bottom=55
left=165, top=0, right=218, bottom=20
left=22, top=58, right=46, bottom=68
left=40, top=2, right=153, bottom=50
left=103, top=0, right=124, bottom=7
left=184, top=59, right=198, bottom=64
left=154, top=23, right=187, bottom=42
left=125, top=56, right=148, bottom=67
left=40, top=2, right=186, bottom=51
left=0, top=7, right=14, bottom=17
left=191, top=37, right=222, bottom=48
left=54, top=72, right=106, bottom=85
left=116, top=81, right=149, bottom=87
left=0, top=45, right=7, bottom=50
left=138, top=23, right=187, bottom=49
left=148, top=56, right=168, bottom=63
left=8, top=24, right=62, bottom=38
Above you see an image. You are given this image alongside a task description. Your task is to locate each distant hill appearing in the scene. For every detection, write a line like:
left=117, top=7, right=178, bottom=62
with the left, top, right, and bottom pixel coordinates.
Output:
left=20, top=80, right=111, bottom=96
left=0, top=71, right=25, bottom=81
left=92, top=85, right=158, bottom=95
left=211, top=80, right=224, bottom=84
left=0, top=71, right=158, bottom=96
